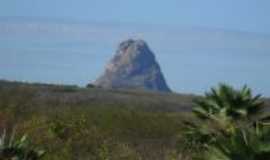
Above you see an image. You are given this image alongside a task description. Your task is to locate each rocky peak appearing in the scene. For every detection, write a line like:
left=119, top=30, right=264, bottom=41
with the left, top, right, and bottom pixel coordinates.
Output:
left=94, top=39, right=171, bottom=92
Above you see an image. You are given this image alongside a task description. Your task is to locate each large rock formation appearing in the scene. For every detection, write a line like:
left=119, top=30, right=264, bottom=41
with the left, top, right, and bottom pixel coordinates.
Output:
left=94, top=39, right=171, bottom=92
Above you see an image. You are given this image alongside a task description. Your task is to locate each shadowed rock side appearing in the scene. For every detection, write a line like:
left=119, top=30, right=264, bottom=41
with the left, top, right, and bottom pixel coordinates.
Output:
left=94, top=39, right=171, bottom=92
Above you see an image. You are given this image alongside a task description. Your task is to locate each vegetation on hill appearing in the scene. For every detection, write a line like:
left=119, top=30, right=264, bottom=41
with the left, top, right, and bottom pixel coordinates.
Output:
left=0, top=80, right=269, bottom=160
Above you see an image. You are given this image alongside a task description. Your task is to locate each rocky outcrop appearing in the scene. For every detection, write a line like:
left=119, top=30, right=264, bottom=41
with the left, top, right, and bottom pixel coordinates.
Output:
left=94, top=39, right=171, bottom=92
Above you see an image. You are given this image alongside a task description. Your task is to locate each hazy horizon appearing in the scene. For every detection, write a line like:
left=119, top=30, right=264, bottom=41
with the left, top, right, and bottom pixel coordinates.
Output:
left=1, top=0, right=270, bottom=96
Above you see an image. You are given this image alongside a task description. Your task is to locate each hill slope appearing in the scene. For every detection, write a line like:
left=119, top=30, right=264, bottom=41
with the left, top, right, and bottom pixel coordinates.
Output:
left=0, top=80, right=193, bottom=112
left=0, top=80, right=270, bottom=160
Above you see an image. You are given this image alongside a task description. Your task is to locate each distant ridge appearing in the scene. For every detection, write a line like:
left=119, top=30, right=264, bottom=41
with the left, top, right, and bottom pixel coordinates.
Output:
left=94, top=39, right=171, bottom=92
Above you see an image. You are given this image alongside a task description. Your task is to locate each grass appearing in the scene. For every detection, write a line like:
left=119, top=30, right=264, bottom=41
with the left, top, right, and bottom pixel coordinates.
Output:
left=0, top=80, right=197, bottom=160
left=0, top=80, right=269, bottom=160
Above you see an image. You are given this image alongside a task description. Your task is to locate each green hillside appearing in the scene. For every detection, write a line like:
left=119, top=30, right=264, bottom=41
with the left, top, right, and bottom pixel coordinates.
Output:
left=0, top=80, right=269, bottom=160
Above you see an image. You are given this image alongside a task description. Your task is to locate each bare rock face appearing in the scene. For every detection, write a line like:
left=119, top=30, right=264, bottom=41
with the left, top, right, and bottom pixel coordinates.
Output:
left=94, top=39, right=171, bottom=92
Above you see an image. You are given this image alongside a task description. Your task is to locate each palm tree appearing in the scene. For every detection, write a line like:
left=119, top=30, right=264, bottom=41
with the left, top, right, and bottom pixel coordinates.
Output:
left=193, top=84, right=264, bottom=132
left=180, top=84, right=265, bottom=158
left=204, top=125, right=270, bottom=160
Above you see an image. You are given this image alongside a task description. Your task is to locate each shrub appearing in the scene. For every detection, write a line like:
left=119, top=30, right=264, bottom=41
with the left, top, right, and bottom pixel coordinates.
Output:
left=0, top=129, right=45, bottom=160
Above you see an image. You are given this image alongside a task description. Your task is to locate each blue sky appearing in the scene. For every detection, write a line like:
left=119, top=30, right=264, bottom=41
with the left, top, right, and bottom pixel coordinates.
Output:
left=1, top=0, right=270, bottom=34
left=0, top=0, right=270, bottom=95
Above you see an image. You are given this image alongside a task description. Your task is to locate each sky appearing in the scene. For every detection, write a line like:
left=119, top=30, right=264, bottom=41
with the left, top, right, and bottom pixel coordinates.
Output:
left=0, top=0, right=270, bottom=95
left=1, top=0, right=270, bottom=34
